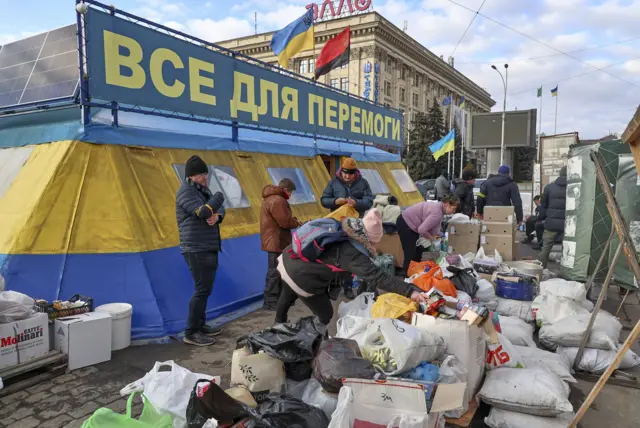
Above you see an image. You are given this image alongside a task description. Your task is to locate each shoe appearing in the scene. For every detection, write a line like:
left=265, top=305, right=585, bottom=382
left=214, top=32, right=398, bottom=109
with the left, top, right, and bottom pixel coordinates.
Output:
left=200, top=325, right=222, bottom=337
left=184, top=332, right=216, bottom=346
left=344, top=288, right=356, bottom=300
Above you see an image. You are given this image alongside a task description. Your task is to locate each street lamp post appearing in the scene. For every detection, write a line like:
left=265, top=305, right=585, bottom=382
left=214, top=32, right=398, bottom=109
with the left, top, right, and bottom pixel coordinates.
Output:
left=491, top=64, right=509, bottom=166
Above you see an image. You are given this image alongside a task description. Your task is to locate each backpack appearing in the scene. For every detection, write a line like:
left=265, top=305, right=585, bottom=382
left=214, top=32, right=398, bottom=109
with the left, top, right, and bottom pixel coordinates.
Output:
left=288, top=218, right=349, bottom=272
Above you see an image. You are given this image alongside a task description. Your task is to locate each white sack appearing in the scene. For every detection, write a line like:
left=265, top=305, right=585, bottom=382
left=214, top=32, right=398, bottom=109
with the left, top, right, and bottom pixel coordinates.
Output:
left=532, top=294, right=589, bottom=326
left=486, top=333, right=525, bottom=370
left=0, top=290, right=34, bottom=323
left=495, top=297, right=535, bottom=322
left=499, top=316, right=536, bottom=347
left=538, top=312, right=622, bottom=351
left=120, top=361, right=220, bottom=428
left=515, top=345, right=576, bottom=383
left=582, top=299, right=594, bottom=312
left=302, top=377, right=339, bottom=419
left=338, top=292, right=375, bottom=319
left=539, top=278, right=587, bottom=302
left=478, top=368, right=573, bottom=417
left=336, top=316, right=373, bottom=349
left=557, top=346, right=640, bottom=374
left=485, top=408, right=575, bottom=428
left=475, top=279, right=497, bottom=303
left=362, top=319, right=446, bottom=375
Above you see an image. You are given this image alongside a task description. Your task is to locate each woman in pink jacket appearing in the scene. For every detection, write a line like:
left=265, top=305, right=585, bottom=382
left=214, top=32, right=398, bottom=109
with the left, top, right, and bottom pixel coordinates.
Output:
left=396, top=195, right=460, bottom=275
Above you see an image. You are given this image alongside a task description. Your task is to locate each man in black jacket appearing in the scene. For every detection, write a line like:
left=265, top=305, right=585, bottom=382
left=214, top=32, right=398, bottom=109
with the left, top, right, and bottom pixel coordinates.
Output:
left=453, top=170, right=476, bottom=217
left=523, top=195, right=541, bottom=244
left=176, top=156, right=226, bottom=346
left=537, top=166, right=567, bottom=268
left=477, top=165, right=524, bottom=224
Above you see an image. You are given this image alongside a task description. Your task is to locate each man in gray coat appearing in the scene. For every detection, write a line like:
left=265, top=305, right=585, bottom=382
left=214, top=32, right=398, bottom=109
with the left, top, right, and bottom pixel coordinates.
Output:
left=435, top=171, right=450, bottom=201
left=176, top=155, right=225, bottom=346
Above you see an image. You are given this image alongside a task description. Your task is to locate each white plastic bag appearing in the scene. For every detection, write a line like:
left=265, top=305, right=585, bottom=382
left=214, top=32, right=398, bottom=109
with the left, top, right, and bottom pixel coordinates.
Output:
left=486, top=333, right=525, bottom=370
left=557, top=346, right=640, bottom=373
left=120, top=361, right=220, bottom=428
left=532, top=294, right=589, bottom=327
left=539, top=279, right=586, bottom=302
left=0, top=291, right=35, bottom=323
left=437, top=355, right=468, bottom=419
left=515, top=345, right=576, bottom=383
left=302, top=377, right=339, bottom=419
left=336, top=316, right=373, bottom=349
left=202, top=419, right=219, bottom=428
left=495, top=297, right=535, bottom=322
left=231, top=347, right=285, bottom=402
left=362, top=319, right=446, bottom=375
left=538, top=312, right=622, bottom=351
left=449, top=214, right=471, bottom=224
left=485, top=408, right=575, bottom=428
left=582, top=299, right=594, bottom=312
left=475, top=279, right=496, bottom=303
left=478, top=368, right=573, bottom=416
left=499, top=316, right=536, bottom=347
left=338, top=293, right=375, bottom=319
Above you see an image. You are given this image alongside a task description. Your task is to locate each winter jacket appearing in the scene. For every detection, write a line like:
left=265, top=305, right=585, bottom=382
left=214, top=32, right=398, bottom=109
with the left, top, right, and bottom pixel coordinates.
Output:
left=260, top=185, right=299, bottom=253
left=435, top=175, right=450, bottom=200
left=477, top=174, right=523, bottom=222
left=372, top=194, right=402, bottom=225
left=176, top=179, right=226, bottom=253
left=453, top=179, right=475, bottom=218
left=280, top=241, right=415, bottom=298
left=401, top=201, right=444, bottom=238
left=321, top=169, right=374, bottom=217
left=538, top=175, right=567, bottom=233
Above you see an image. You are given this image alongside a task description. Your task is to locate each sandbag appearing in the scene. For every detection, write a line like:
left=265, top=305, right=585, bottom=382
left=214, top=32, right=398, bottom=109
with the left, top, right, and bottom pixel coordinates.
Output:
left=495, top=297, right=534, bottom=322
left=231, top=347, right=285, bottom=403
left=539, top=278, right=587, bottom=302
left=557, top=346, right=640, bottom=373
left=312, top=338, right=376, bottom=393
left=335, top=316, right=372, bottom=349
left=0, top=291, right=34, bottom=323
left=301, top=378, right=339, bottom=420
left=371, top=293, right=418, bottom=320
left=538, top=312, right=622, bottom=351
left=478, top=368, right=573, bottom=416
left=499, top=316, right=536, bottom=347
left=485, top=408, right=575, bottom=428
left=532, top=294, right=589, bottom=327
left=515, top=345, right=576, bottom=383
left=486, top=333, right=525, bottom=370
left=362, top=318, right=446, bottom=375
left=338, top=293, right=374, bottom=319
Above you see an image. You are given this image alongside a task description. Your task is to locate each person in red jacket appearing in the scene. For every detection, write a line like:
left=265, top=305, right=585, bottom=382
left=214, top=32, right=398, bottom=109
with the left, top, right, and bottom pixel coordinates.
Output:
left=260, top=179, right=302, bottom=310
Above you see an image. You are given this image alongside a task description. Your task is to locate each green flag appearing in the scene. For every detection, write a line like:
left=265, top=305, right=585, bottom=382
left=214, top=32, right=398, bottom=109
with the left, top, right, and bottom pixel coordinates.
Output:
left=537, top=87, right=542, bottom=98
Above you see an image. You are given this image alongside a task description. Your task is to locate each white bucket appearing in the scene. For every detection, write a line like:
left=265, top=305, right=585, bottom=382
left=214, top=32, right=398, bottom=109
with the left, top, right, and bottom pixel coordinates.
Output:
left=95, top=303, right=133, bottom=351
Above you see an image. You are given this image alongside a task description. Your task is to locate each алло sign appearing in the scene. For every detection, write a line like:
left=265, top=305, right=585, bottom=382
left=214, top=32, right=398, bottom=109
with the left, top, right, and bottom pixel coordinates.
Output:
left=306, top=0, right=373, bottom=21
left=84, top=7, right=402, bottom=147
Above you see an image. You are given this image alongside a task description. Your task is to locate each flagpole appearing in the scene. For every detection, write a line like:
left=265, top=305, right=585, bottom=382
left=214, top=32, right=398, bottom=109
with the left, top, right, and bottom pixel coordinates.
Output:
left=554, top=89, right=558, bottom=134
left=448, top=92, right=454, bottom=178
left=538, top=88, right=543, bottom=163
left=460, top=96, right=465, bottom=178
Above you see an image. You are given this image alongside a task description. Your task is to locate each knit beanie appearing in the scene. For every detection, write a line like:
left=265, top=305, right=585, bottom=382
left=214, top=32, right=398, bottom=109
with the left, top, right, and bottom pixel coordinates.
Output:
left=362, top=209, right=383, bottom=243
left=498, top=165, right=511, bottom=175
left=462, top=169, right=476, bottom=181
left=185, top=155, right=208, bottom=178
left=341, top=157, right=358, bottom=172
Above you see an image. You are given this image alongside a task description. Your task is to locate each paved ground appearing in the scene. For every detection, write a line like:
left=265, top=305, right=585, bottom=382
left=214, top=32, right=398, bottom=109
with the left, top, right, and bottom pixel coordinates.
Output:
left=2, top=239, right=640, bottom=427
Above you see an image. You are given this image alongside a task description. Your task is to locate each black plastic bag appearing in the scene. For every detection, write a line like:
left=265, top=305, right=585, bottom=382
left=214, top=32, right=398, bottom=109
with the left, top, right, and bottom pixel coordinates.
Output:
left=446, top=266, right=479, bottom=297
left=241, top=316, right=327, bottom=381
left=242, top=393, right=330, bottom=428
left=312, top=338, right=376, bottom=393
left=186, top=379, right=250, bottom=428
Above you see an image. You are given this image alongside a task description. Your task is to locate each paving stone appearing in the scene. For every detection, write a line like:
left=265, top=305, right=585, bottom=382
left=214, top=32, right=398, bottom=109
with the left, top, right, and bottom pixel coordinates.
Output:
left=96, top=393, right=122, bottom=405
left=72, top=389, right=102, bottom=406
left=51, top=379, right=86, bottom=394
left=69, top=401, right=100, bottom=419
left=106, top=397, right=128, bottom=414
left=0, top=418, right=16, bottom=427
left=10, top=416, right=40, bottom=428
left=73, top=367, right=99, bottom=378
left=62, top=419, right=86, bottom=428
left=70, top=384, right=96, bottom=397
left=0, top=401, right=20, bottom=417
left=39, top=414, right=73, bottom=428
left=24, top=390, right=53, bottom=404
left=53, top=373, right=78, bottom=384
left=38, top=402, right=72, bottom=419
left=36, top=392, right=72, bottom=409
left=0, top=390, right=29, bottom=405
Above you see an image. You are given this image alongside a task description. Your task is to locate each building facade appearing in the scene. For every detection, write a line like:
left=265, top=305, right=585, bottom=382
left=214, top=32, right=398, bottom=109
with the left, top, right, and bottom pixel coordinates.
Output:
left=218, top=12, right=495, bottom=149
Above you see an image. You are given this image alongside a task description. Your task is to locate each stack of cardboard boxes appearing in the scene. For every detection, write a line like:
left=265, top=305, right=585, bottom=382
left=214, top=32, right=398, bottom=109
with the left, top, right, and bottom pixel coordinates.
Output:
left=480, top=206, right=518, bottom=261
left=447, top=222, right=481, bottom=255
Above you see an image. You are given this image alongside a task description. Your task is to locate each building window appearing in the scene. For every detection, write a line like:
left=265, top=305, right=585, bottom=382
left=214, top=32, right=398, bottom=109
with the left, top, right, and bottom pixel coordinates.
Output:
left=384, top=81, right=391, bottom=96
left=330, top=78, right=339, bottom=89
left=360, top=169, right=390, bottom=194
left=299, top=60, right=308, bottom=74
left=413, top=93, right=419, bottom=107
left=267, top=168, right=316, bottom=205
left=391, top=169, right=418, bottom=193
left=309, top=59, right=315, bottom=73
left=173, top=164, right=250, bottom=208
left=400, top=88, right=406, bottom=103
left=411, top=111, right=417, bottom=124
left=340, top=77, right=349, bottom=92
left=401, top=67, right=407, bottom=81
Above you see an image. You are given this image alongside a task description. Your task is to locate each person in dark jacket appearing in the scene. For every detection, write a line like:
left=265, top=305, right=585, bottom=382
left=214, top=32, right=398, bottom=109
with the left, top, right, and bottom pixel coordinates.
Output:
left=477, top=165, right=524, bottom=223
left=275, top=210, right=428, bottom=325
left=537, top=167, right=567, bottom=268
left=434, top=171, right=450, bottom=201
left=453, top=170, right=476, bottom=218
left=523, top=195, right=541, bottom=244
left=260, top=179, right=302, bottom=310
left=176, top=155, right=226, bottom=346
left=321, top=157, right=374, bottom=299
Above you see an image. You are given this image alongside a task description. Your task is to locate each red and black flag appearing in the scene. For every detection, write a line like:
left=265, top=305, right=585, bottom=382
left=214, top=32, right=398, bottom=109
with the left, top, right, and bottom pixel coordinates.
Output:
left=314, top=27, right=350, bottom=80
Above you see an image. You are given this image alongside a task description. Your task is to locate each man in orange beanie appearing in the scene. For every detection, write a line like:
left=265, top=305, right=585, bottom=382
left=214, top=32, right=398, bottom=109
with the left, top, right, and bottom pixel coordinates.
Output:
left=321, top=157, right=374, bottom=299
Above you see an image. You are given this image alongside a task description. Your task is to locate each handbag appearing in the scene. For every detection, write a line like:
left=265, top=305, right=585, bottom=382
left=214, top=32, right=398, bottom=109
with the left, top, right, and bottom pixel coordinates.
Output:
left=82, top=392, right=173, bottom=428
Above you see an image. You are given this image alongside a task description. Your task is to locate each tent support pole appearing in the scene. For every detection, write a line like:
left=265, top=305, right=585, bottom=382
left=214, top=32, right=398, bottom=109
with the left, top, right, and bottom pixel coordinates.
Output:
left=584, top=227, right=616, bottom=294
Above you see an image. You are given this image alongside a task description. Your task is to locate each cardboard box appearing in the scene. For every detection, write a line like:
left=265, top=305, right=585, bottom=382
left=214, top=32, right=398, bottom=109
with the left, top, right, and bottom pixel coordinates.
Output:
left=480, top=234, right=517, bottom=261
left=447, top=223, right=481, bottom=254
left=411, top=313, right=486, bottom=405
left=481, top=222, right=515, bottom=235
left=447, top=223, right=481, bottom=237
left=55, top=312, right=112, bottom=371
left=376, top=233, right=404, bottom=268
left=0, top=313, right=49, bottom=370
left=484, top=206, right=515, bottom=224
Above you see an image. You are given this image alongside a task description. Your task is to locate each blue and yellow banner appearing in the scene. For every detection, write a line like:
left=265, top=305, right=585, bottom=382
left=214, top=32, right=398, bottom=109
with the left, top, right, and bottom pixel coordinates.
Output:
left=429, top=129, right=455, bottom=161
left=85, top=9, right=403, bottom=147
left=271, top=9, right=314, bottom=68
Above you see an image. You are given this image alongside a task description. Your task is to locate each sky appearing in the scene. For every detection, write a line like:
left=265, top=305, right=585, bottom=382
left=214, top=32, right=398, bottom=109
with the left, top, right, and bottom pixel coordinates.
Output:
left=1, top=0, right=638, bottom=139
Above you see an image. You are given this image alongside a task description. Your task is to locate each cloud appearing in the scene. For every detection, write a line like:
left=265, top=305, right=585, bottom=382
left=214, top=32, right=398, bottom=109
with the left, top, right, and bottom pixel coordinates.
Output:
left=186, top=17, right=254, bottom=42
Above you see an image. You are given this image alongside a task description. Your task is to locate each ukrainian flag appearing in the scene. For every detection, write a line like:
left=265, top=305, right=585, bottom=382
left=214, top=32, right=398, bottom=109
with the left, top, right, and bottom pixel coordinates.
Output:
left=551, top=86, right=558, bottom=97
left=271, top=8, right=315, bottom=68
left=429, top=129, right=455, bottom=161
left=459, top=96, right=466, bottom=109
